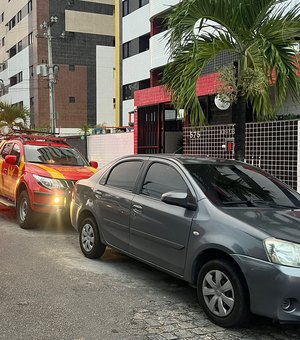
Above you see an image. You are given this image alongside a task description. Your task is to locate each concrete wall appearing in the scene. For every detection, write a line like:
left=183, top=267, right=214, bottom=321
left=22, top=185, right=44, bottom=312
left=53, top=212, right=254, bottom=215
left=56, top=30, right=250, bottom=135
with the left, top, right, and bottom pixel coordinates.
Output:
left=87, top=132, right=134, bottom=168
left=96, top=45, right=115, bottom=126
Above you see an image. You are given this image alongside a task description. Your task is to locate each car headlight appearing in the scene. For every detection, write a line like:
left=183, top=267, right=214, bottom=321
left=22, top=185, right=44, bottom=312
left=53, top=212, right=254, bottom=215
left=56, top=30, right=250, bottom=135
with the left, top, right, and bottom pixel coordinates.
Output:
left=33, top=174, right=64, bottom=190
left=264, top=237, right=300, bottom=268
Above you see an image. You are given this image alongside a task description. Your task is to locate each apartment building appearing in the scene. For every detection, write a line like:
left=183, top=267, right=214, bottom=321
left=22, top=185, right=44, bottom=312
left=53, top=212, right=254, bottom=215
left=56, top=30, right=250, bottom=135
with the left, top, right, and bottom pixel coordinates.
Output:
left=0, top=0, right=115, bottom=133
left=118, top=0, right=299, bottom=154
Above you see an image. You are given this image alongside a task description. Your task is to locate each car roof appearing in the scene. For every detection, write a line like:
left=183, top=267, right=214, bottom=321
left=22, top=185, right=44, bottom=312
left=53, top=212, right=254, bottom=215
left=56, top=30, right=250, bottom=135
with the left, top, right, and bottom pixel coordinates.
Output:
left=124, top=154, right=242, bottom=166
left=0, top=134, right=70, bottom=147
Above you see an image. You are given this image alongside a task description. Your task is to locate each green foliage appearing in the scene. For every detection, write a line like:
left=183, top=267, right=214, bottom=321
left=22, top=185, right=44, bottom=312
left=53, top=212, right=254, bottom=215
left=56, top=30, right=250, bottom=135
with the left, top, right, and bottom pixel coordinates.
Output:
left=78, top=124, right=93, bottom=136
left=0, top=102, right=31, bottom=132
left=162, top=0, right=300, bottom=125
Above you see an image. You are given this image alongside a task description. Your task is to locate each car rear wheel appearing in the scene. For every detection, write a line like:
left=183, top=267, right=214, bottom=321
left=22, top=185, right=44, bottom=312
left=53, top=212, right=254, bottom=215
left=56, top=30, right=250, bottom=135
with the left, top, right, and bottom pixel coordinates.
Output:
left=197, top=259, right=250, bottom=328
left=17, top=190, right=35, bottom=229
left=79, top=216, right=106, bottom=259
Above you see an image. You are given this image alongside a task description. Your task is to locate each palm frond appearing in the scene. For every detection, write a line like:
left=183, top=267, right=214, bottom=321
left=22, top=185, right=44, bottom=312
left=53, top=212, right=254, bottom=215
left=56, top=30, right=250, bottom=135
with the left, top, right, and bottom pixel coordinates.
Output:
left=163, top=0, right=300, bottom=126
left=163, top=35, right=236, bottom=125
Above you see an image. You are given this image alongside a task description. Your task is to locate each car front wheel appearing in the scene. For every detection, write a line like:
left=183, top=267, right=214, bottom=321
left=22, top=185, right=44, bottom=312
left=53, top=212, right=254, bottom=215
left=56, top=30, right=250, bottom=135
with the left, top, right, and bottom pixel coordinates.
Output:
left=197, top=259, right=250, bottom=327
left=17, top=190, right=35, bottom=229
left=79, top=216, right=106, bottom=259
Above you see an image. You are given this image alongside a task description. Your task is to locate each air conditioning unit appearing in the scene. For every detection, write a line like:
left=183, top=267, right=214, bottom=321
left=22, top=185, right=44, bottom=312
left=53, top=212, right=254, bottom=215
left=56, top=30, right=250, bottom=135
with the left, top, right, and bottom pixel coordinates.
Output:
left=36, top=64, right=49, bottom=77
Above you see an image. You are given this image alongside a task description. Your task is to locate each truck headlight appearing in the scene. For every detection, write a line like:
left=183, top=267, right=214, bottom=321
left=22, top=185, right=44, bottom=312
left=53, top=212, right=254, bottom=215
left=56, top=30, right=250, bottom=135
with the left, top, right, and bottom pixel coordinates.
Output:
left=264, top=237, right=300, bottom=268
left=33, top=174, right=64, bottom=190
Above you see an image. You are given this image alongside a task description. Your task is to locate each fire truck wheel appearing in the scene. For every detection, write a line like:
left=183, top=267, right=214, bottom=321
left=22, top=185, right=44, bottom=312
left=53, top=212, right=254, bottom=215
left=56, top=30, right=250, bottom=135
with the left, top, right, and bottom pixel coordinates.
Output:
left=17, top=190, right=34, bottom=229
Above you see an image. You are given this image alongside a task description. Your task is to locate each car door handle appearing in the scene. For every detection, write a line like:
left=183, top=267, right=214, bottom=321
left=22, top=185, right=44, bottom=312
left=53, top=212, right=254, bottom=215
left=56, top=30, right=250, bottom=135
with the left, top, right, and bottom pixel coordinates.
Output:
left=93, top=189, right=103, bottom=199
left=132, top=204, right=142, bottom=214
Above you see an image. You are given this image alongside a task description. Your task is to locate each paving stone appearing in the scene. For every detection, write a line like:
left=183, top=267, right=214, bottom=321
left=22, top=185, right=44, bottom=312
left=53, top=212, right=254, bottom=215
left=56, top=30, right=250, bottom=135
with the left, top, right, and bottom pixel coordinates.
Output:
left=145, top=319, right=163, bottom=327
left=131, top=302, right=300, bottom=340
left=176, top=314, right=193, bottom=322
left=147, top=334, right=165, bottom=340
left=158, top=324, right=178, bottom=333
left=161, top=318, right=178, bottom=325
left=161, top=333, right=179, bottom=340
left=174, top=329, right=198, bottom=338
left=191, top=327, right=210, bottom=336
left=178, top=322, right=197, bottom=330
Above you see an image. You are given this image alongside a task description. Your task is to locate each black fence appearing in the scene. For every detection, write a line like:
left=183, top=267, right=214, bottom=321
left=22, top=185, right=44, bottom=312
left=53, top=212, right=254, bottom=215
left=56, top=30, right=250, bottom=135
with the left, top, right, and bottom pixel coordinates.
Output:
left=184, top=120, right=299, bottom=190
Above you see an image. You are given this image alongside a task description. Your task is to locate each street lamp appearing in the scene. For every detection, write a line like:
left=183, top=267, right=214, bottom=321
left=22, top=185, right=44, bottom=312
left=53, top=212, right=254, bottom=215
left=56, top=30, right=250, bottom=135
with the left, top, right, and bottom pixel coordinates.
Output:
left=40, top=15, right=59, bottom=134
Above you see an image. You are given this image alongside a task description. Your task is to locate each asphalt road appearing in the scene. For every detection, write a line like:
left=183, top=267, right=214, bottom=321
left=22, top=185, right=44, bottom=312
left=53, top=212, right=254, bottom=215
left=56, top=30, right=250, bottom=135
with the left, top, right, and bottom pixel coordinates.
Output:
left=1, top=206, right=300, bottom=340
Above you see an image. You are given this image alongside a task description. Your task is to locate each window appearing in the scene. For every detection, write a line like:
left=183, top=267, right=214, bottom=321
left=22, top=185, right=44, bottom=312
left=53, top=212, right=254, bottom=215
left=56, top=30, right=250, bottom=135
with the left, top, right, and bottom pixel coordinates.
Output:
left=122, top=0, right=148, bottom=16
left=139, top=34, right=149, bottom=53
left=69, top=96, right=75, bottom=103
left=69, top=64, right=75, bottom=71
left=28, top=32, right=33, bottom=45
left=123, top=79, right=150, bottom=100
left=10, top=72, right=22, bottom=86
left=184, top=163, right=300, bottom=207
left=106, top=161, right=143, bottom=191
left=11, top=144, right=21, bottom=164
left=122, top=34, right=149, bottom=59
left=8, top=16, right=16, bottom=30
left=0, top=13, right=4, bottom=23
left=10, top=75, right=17, bottom=86
left=27, top=0, right=33, bottom=13
left=122, top=0, right=129, bottom=16
left=140, top=0, right=149, bottom=6
left=17, top=40, right=22, bottom=52
left=1, top=143, right=12, bottom=159
left=17, top=71, right=23, bottom=83
left=24, top=145, right=88, bottom=166
left=1, top=37, right=4, bottom=47
left=152, top=16, right=168, bottom=35
left=9, top=45, right=17, bottom=58
left=122, top=41, right=130, bottom=59
left=142, top=163, right=187, bottom=199
left=17, top=10, right=22, bottom=22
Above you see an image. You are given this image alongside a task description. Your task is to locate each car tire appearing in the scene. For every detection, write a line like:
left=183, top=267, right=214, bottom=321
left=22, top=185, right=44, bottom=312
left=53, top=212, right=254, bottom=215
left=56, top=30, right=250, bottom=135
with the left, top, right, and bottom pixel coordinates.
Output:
left=197, top=259, right=250, bottom=328
left=17, top=190, right=35, bottom=229
left=79, top=216, right=106, bottom=259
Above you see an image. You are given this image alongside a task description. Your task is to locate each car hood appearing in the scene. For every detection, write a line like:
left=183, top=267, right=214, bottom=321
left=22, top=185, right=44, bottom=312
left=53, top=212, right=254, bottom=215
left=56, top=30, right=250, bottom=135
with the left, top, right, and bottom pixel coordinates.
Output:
left=223, top=207, right=300, bottom=244
left=25, top=163, right=97, bottom=181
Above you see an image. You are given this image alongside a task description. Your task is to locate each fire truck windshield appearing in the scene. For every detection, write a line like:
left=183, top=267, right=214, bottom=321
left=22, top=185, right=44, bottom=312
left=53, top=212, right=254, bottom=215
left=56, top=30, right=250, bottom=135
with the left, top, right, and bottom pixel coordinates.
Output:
left=24, top=145, right=89, bottom=166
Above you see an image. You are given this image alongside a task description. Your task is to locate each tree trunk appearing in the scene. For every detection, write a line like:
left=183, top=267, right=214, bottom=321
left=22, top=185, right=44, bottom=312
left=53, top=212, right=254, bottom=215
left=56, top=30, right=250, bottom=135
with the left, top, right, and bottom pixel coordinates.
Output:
left=233, top=95, right=247, bottom=161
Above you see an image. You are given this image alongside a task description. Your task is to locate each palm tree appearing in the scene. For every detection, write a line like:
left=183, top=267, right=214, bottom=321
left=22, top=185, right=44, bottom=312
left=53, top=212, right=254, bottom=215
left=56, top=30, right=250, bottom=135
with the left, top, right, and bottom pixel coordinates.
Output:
left=0, top=102, right=30, bottom=133
left=162, top=0, right=300, bottom=160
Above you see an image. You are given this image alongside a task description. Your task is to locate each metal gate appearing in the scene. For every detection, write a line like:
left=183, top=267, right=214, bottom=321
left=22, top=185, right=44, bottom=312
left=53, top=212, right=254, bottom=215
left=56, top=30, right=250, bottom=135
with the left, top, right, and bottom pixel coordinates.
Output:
left=137, top=105, right=163, bottom=154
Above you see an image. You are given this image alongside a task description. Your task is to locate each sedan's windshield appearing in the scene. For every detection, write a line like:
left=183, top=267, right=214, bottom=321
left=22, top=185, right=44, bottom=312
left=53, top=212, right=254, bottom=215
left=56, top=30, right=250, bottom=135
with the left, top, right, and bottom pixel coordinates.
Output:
left=184, top=163, right=300, bottom=208
left=24, top=145, right=89, bottom=166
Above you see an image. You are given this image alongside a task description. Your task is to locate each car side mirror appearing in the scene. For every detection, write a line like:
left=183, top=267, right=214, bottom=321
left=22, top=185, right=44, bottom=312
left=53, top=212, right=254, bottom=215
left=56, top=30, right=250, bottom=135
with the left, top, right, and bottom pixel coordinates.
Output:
left=90, top=161, right=98, bottom=169
left=5, top=155, right=17, bottom=165
left=161, top=191, right=197, bottom=211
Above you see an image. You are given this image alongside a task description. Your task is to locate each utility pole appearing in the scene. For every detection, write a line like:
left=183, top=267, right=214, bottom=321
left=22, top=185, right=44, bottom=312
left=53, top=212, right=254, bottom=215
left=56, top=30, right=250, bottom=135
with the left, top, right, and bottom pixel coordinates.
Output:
left=40, top=16, right=58, bottom=134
